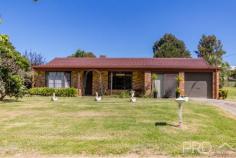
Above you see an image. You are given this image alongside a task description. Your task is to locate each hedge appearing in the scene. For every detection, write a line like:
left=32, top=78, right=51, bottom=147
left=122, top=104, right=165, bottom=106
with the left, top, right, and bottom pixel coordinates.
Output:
left=28, top=87, right=78, bottom=97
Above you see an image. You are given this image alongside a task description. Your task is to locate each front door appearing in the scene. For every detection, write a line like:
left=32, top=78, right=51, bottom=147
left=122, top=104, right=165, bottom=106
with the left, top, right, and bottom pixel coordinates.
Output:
left=152, top=73, right=177, bottom=98
left=163, top=74, right=177, bottom=98
left=84, top=71, right=93, bottom=95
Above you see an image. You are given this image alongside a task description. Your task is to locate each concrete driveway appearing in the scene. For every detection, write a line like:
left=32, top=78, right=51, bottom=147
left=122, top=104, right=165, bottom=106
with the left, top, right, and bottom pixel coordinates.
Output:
left=191, top=98, right=236, bottom=117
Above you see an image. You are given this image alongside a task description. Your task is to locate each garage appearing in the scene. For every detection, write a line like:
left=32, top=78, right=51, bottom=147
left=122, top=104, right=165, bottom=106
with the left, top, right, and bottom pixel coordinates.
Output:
left=185, top=72, right=212, bottom=98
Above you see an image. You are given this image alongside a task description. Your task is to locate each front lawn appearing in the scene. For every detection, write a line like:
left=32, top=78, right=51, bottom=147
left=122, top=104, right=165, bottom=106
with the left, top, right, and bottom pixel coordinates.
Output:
left=224, top=87, right=236, bottom=101
left=0, top=96, right=236, bottom=157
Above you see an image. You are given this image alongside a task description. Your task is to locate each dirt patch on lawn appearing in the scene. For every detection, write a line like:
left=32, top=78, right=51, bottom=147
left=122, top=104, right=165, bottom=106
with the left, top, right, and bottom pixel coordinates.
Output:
left=54, top=111, right=118, bottom=118
left=0, top=110, right=36, bottom=121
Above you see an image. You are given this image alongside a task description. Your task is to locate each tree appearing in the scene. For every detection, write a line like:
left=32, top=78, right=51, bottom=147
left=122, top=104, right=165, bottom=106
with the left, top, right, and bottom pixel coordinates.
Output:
left=195, top=35, right=226, bottom=66
left=70, top=49, right=96, bottom=58
left=196, top=35, right=229, bottom=87
left=0, top=34, right=30, bottom=100
left=230, top=69, right=236, bottom=80
left=23, top=51, right=46, bottom=66
left=23, top=51, right=46, bottom=88
left=153, top=33, right=191, bottom=58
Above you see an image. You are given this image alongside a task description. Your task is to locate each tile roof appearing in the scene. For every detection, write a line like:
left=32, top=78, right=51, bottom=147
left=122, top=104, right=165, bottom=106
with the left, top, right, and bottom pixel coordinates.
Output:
left=33, top=57, right=218, bottom=70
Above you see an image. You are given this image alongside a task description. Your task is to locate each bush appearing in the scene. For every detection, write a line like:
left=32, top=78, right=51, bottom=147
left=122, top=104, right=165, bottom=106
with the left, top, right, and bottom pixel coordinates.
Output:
left=119, top=91, right=130, bottom=98
left=219, top=89, right=228, bottom=100
left=176, top=87, right=181, bottom=98
left=28, top=87, right=78, bottom=97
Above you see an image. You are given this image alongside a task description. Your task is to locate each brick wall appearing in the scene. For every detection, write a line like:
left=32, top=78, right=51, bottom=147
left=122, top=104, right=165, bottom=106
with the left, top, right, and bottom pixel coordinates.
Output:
left=132, top=71, right=144, bottom=91
left=34, top=70, right=46, bottom=87
left=71, top=71, right=78, bottom=88
left=92, top=71, right=145, bottom=96
left=33, top=70, right=83, bottom=96
left=144, top=71, right=152, bottom=96
left=92, top=71, right=108, bottom=95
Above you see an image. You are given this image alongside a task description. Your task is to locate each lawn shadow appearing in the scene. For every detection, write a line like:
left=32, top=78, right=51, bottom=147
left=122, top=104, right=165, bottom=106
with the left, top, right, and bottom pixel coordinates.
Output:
left=155, top=121, right=179, bottom=127
left=0, top=98, right=22, bottom=104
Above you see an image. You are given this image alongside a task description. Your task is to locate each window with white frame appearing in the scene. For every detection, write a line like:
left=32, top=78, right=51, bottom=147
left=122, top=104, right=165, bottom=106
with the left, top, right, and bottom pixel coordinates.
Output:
left=46, top=72, right=71, bottom=88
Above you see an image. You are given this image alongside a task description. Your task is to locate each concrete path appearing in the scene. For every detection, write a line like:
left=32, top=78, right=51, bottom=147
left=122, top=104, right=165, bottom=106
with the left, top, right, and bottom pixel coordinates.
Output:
left=191, top=98, right=236, bottom=117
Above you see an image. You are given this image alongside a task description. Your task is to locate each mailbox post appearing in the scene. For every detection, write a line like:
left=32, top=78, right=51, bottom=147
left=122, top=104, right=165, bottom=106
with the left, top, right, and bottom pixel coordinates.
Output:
left=175, top=97, right=187, bottom=128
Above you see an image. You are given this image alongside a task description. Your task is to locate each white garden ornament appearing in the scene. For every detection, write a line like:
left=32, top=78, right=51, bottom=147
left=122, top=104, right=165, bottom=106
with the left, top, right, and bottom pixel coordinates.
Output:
left=51, top=92, right=58, bottom=101
left=95, top=92, right=102, bottom=101
left=130, top=90, right=136, bottom=103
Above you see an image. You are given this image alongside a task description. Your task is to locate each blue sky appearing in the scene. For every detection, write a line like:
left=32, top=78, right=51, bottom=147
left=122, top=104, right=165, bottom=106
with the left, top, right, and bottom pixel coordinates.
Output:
left=0, top=0, right=236, bottom=65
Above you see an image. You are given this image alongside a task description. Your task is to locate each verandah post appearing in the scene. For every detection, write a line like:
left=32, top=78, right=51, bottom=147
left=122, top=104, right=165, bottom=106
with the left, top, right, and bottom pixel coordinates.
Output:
left=110, top=72, right=113, bottom=95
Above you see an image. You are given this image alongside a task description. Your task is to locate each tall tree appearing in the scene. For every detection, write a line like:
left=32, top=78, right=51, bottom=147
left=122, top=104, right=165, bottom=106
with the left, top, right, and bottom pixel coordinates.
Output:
left=23, top=51, right=46, bottom=66
left=196, top=35, right=226, bottom=66
left=153, top=33, right=191, bottom=58
left=196, top=35, right=229, bottom=87
left=0, top=34, right=30, bottom=100
left=70, top=49, right=96, bottom=58
left=23, top=51, right=46, bottom=88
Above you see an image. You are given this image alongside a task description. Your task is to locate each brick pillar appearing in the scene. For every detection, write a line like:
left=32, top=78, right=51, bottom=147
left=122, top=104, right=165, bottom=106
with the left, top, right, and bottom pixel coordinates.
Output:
left=212, top=70, right=220, bottom=99
left=132, top=71, right=144, bottom=90
left=92, top=71, right=108, bottom=95
left=212, top=72, right=216, bottom=99
left=77, top=71, right=82, bottom=96
left=144, top=72, right=152, bottom=96
left=80, top=71, right=84, bottom=96
left=71, top=70, right=82, bottom=96
left=216, top=70, right=220, bottom=99
left=178, top=72, right=185, bottom=96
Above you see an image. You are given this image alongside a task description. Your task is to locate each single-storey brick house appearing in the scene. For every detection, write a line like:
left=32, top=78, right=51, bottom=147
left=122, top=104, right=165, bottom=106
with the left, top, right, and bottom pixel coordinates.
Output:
left=33, top=57, right=220, bottom=99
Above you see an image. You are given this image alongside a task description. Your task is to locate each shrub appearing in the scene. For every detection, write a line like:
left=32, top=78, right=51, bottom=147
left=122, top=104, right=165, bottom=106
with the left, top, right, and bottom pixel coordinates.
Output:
left=151, top=74, right=158, bottom=80
left=219, top=89, right=228, bottom=100
left=7, top=75, right=26, bottom=100
left=175, top=87, right=181, bottom=98
left=28, top=87, right=78, bottom=97
left=119, top=91, right=130, bottom=98
left=176, top=74, right=184, bottom=83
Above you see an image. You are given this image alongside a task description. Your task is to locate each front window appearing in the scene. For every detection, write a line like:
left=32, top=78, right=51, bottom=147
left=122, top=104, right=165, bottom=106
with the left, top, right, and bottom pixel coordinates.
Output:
left=46, top=72, right=71, bottom=88
left=108, top=72, right=132, bottom=90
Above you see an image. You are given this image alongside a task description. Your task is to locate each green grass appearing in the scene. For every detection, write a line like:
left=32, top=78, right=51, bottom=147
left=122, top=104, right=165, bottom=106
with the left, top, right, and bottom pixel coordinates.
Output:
left=223, top=87, right=236, bottom=101
left=0, top=96, right=236, bottom=157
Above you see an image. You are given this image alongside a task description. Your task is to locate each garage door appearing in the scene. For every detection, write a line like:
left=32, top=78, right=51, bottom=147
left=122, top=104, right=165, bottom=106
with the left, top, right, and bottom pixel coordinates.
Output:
left=185, top=73, right=212, bottom=98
